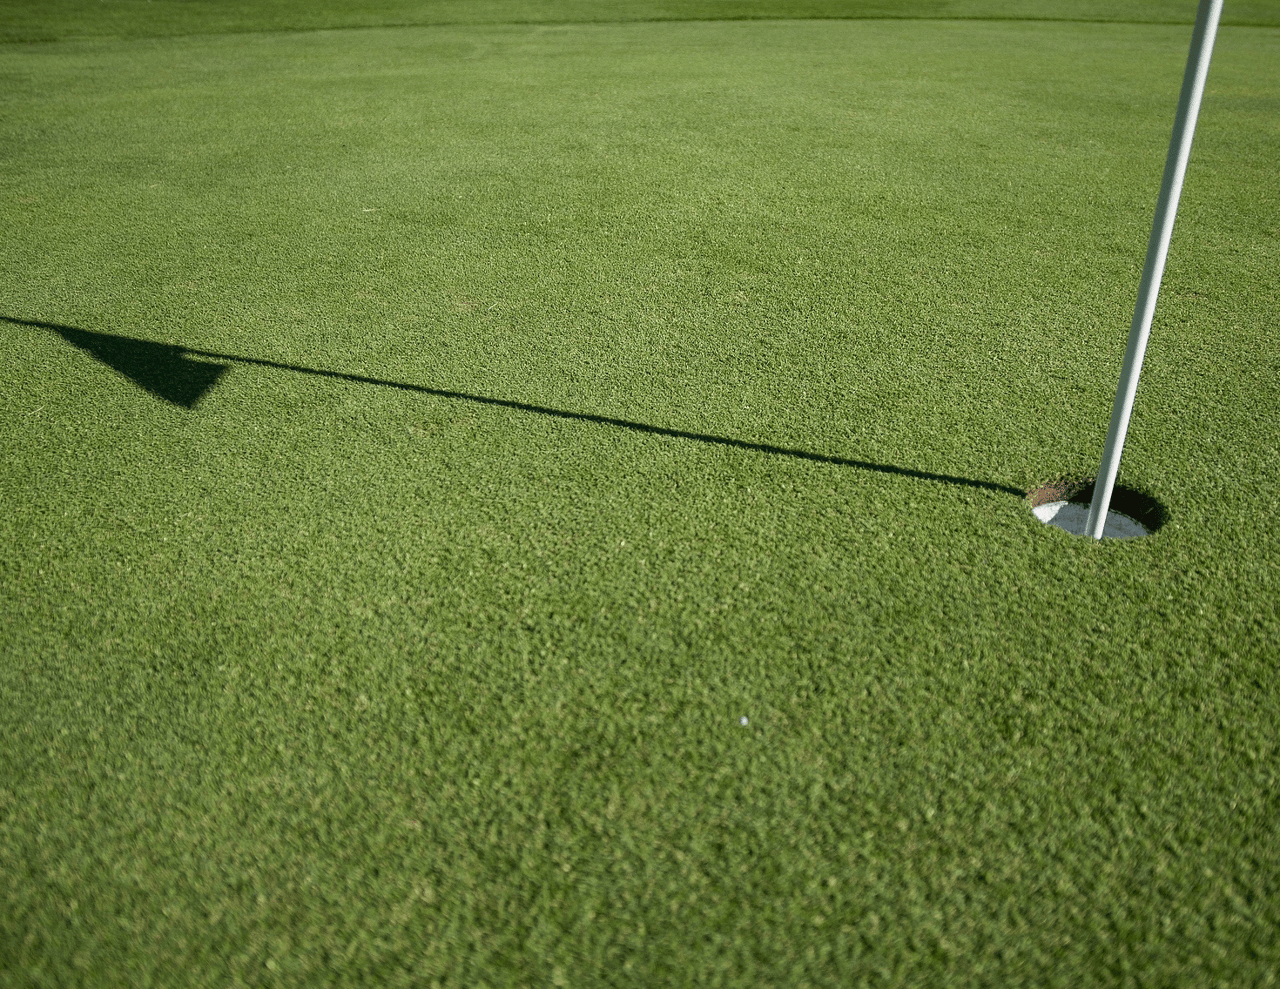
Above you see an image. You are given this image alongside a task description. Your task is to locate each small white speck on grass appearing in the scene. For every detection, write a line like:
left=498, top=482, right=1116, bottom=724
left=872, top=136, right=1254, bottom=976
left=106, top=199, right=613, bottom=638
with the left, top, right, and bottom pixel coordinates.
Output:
left=740, top=716, right=749, bottom=726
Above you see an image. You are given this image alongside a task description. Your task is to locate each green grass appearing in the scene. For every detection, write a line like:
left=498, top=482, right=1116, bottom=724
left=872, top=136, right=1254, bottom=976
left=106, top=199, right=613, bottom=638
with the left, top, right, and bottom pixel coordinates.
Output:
left=2, top=2, right=1279, bottom=986
left=4, top=0, right=1280, bottom=42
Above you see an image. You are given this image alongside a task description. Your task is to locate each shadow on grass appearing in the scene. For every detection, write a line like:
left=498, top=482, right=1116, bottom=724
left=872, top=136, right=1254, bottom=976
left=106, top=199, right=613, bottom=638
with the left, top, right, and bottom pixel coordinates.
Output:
left=6, top=314, right=1024, bottom=497
left=25, top=319, right=231, bottom=409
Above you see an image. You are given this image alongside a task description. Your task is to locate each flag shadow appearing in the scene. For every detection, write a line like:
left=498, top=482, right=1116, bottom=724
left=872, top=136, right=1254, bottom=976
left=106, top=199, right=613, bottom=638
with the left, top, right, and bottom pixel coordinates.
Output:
left=4, top=314, right=1023, bottom=497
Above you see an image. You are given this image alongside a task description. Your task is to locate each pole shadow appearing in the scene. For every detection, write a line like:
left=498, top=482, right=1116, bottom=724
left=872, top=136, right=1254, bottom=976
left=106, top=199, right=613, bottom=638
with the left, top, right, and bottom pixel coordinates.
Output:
left=5, top=314, right=1024, bottom=497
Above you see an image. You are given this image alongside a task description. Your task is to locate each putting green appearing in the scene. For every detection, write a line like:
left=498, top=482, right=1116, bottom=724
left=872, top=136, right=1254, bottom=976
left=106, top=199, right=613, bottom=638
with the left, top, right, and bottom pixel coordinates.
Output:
left=2, top=6, right=1278, bottom=986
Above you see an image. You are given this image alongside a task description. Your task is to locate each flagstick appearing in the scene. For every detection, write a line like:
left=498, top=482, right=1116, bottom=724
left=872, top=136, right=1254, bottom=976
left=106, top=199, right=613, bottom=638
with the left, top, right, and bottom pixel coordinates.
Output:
left=1085, top=0, right=1224, bottom=540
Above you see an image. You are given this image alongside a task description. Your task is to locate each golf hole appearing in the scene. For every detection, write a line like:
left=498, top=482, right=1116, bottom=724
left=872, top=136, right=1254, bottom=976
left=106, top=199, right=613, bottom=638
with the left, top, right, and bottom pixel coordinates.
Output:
left=1027, top=478, right=1167, bottom=540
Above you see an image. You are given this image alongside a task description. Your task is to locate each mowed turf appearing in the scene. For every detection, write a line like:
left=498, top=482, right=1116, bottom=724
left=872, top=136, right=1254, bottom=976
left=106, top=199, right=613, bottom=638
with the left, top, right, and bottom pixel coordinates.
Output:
left=5, top=0, right=1280, bottom=42
left=1, top=3, right=1279, bottom=986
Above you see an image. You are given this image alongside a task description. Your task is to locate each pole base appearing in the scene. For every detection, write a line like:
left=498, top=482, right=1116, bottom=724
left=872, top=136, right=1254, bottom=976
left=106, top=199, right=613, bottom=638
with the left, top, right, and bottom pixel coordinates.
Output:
left=1026, top=477, right=1166, bottom=540
left=1033, top=500, right=1149, bottom=538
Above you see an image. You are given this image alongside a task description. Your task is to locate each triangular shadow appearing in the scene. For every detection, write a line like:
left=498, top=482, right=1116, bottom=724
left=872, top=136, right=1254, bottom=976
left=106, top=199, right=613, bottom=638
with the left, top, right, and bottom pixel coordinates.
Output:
left=5, top=314, right=1025, bottom=497
left=48, top=322, right=227, bottom=409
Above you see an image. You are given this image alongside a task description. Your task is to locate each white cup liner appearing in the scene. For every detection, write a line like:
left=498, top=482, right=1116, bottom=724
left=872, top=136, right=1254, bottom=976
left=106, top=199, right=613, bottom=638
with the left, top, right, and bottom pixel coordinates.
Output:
left=1032, top=500, right=1150, bottom=539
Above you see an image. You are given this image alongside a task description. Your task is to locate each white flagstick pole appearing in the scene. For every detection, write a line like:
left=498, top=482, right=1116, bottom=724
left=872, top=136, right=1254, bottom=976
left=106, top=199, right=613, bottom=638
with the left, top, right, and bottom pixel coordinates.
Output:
left=1085, top=0, right=1224, bottom=540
